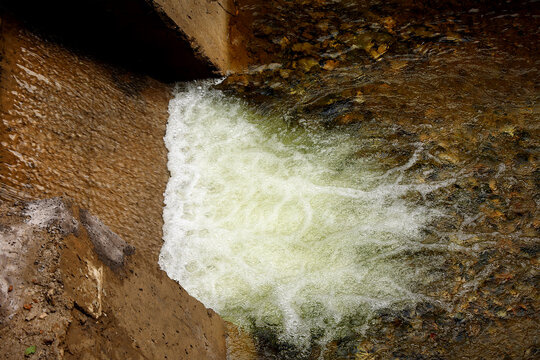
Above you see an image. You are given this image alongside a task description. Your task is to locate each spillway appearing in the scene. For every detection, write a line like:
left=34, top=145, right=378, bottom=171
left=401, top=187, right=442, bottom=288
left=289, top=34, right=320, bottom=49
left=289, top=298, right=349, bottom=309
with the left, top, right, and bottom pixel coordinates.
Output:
left=159, top=81, right=445, bottom=355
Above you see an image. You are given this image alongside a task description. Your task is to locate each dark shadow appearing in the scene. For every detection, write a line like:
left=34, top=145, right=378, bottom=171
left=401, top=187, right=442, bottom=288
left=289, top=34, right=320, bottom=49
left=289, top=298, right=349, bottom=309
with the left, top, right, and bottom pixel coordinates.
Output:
left=0, top=0, right=219, bottom=83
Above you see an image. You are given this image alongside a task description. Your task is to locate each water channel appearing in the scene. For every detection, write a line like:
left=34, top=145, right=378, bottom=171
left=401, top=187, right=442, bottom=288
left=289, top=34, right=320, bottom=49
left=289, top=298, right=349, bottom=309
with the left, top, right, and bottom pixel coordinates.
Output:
left=160, top=1, right=539, bottom=358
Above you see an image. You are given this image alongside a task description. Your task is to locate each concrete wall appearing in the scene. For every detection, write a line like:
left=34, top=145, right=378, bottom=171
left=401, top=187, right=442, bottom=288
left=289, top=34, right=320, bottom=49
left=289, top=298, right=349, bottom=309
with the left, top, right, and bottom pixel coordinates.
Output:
left=154, top=0, right=234, bottom=72
left=152, top=0, right=251, bottom=73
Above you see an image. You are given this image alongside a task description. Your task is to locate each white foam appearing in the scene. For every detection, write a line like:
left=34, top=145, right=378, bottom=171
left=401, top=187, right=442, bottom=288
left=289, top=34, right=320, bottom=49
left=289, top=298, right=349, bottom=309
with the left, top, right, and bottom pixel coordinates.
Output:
left=160, top=81, right=435, bottom=351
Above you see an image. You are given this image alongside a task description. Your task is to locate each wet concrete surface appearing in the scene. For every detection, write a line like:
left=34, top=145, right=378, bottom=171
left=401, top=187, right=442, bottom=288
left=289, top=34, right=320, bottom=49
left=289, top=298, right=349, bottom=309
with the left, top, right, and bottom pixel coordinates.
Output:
left=0, top=13, right=171, bottom=261
left=0, top=13, right=226, bottom=360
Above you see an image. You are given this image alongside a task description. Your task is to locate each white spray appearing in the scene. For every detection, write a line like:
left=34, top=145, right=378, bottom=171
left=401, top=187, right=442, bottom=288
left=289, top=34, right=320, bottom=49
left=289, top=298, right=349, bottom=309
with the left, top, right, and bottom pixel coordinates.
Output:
left=160, top=81, right=436, bottom=352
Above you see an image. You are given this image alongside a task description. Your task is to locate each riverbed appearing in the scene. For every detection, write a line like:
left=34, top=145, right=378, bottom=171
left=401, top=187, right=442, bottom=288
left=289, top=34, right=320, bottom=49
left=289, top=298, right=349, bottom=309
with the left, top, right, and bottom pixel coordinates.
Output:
left=161, top=0, right=539, bottom=358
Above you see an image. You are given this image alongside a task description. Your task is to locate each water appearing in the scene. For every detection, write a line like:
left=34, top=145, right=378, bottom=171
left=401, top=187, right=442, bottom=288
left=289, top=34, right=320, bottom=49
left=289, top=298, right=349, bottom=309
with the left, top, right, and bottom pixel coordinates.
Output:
left=1, top=0, right=537, bottom=358
left=159, top=81, right=448, bottom=354
left=160, top=1, right=539, bottom=358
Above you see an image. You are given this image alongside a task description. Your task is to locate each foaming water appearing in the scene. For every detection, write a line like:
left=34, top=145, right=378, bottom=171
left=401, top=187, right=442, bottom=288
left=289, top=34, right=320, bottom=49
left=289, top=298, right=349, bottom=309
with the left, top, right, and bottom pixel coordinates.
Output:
left=160, top=81, right=436, bottom=353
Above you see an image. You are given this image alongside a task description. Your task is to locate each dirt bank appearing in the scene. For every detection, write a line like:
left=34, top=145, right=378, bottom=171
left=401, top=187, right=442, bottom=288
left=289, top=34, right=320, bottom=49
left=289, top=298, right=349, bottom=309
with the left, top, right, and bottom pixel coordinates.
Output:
left=0, top=12, right=226, bottom=359
left=0, top=198, right=226, bottom=359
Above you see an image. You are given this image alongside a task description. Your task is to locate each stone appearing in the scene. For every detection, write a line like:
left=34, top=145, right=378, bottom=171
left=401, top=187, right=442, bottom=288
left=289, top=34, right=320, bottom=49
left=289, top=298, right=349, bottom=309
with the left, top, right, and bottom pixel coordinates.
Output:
left=297, top=58, right=319, bottom=72
left=79, top=209, right=135, bottom=269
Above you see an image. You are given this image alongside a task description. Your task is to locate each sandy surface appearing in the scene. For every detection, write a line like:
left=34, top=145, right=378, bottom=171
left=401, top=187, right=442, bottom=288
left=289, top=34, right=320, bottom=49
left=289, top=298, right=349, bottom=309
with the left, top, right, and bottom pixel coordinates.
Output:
left=0, top=198, right=226, bottom=359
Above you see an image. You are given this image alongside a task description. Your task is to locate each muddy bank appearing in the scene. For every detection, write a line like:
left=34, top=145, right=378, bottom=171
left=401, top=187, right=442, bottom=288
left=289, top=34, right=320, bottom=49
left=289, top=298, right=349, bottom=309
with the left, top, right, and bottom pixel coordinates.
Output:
left=0, top=12, right=226, bottom=359
left=0, top=198, right=225, bottom=359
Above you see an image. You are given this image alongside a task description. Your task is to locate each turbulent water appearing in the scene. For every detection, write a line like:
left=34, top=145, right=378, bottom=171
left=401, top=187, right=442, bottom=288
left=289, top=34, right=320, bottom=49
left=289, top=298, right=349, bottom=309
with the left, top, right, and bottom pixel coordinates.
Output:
left=159, top=81, right=446, bottom=352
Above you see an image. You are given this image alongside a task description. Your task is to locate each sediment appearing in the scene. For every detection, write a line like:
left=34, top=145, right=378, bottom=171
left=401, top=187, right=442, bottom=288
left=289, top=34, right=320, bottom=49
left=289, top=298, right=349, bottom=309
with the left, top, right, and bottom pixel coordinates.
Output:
left=0, top=198, right=226, bottom=359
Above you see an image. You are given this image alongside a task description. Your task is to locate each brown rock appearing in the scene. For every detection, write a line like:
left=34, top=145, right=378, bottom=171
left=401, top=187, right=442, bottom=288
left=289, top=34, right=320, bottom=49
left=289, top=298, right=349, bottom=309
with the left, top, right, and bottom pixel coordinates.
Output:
left=323, top=60, right=338, bottom=70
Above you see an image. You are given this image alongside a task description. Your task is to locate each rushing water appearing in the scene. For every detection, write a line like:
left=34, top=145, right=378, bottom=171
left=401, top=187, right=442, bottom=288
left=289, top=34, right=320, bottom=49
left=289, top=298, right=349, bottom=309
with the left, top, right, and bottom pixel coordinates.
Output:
left=160, top=1, right=539, bottom=358
left=159, top=81, right=450, bottom=354
left=0, top=0, right=537, bottom=358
